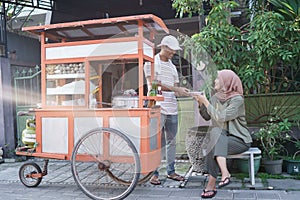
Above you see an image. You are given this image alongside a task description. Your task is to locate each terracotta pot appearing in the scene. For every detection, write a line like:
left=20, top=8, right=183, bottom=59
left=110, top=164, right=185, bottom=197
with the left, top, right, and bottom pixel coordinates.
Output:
left=263, top=159, right=283, bottom=175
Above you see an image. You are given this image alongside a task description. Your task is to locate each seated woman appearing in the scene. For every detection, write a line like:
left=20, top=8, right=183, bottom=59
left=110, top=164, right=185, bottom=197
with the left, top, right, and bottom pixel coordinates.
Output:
left=193, top=69, right=252, bottom=199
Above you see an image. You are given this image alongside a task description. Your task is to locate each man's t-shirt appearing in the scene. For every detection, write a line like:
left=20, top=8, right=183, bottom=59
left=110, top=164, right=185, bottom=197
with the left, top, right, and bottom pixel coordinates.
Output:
left=144, top=54, right=179, bottom=115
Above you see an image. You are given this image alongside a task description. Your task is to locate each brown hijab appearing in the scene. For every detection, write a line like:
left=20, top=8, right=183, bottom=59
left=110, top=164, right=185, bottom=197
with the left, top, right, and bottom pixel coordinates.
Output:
left=215, top=69, right=243, bottom=101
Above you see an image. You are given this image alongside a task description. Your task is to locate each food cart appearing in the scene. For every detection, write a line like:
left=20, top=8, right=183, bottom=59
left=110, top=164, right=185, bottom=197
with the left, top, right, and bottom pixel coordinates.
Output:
left=15, top=14, right=168, bottom=200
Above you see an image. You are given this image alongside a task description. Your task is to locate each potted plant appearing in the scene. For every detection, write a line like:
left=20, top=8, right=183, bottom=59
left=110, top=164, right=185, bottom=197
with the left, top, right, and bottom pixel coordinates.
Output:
left=254, top=107, right=292, bottom=174
left=285, top=142, right=300, bottom=175
left=283, top=122, right=300, bottom=175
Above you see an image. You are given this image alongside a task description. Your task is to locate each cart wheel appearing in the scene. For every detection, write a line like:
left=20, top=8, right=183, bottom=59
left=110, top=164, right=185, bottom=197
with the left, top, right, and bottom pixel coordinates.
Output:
left=71, top=128, right=140, bottom=200
left=19, top=162, right=42, bottom=187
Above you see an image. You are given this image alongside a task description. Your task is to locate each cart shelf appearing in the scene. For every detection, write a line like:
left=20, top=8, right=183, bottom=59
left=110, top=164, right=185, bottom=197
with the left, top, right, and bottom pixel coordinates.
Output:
left=46, top=74, right=85, bottom=79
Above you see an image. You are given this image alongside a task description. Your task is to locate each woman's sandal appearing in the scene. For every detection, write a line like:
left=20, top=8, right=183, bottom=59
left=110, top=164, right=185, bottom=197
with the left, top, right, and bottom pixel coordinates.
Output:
left=167, top=173, right=185, bottom=181
left=218, top=177, right=231, bottom=188
left=201, top=189, right=217, bottom=199
left=150, top=175, right=161, bottom=185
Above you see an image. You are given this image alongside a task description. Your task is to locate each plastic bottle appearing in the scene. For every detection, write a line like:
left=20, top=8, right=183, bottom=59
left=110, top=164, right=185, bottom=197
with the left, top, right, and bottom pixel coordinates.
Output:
left=147, top=79, right=158, bottom=107
left=151, top=79, right=158, bottom=96
left=157, top=86, right=162, bottom=96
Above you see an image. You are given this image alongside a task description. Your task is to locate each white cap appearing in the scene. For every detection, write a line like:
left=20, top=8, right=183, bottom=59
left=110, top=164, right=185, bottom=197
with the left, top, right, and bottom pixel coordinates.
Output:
left=157, top=35, right=182, bottom=50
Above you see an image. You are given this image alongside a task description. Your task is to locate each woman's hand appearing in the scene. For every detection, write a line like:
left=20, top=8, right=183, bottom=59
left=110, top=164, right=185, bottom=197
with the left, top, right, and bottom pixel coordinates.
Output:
left=193, top=93, right=209, bottom=107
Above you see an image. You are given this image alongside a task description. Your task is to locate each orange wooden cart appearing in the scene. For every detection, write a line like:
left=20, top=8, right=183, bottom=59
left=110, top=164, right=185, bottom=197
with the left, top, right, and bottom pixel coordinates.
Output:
left=15, top=14, right=168, bottom=200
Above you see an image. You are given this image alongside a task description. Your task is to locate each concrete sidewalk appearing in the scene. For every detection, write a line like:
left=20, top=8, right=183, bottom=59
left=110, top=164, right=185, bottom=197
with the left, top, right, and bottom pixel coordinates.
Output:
left=1, top=158, right=300, bottom=199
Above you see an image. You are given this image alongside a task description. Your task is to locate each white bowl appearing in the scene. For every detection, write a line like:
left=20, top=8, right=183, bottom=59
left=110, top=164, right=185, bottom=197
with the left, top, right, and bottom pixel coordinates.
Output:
left=189, top=91, right=204, bottom=96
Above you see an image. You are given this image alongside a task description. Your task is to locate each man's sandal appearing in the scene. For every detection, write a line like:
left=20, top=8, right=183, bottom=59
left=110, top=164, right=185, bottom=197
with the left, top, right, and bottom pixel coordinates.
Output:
left=201, top=189, right=217, bottom=199
left=167, top=173, right=185, bottom=181
left=150, top=175, right=161, bottom=185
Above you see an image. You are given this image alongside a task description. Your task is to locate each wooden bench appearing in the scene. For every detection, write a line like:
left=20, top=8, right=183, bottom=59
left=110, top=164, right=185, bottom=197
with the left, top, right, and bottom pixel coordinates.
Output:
left=227, top=147, right=261, bottom=185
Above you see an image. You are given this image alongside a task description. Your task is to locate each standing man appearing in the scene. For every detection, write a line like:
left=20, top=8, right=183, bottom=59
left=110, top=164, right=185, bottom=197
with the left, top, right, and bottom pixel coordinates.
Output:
left=144, top=35, right=190, bottom=185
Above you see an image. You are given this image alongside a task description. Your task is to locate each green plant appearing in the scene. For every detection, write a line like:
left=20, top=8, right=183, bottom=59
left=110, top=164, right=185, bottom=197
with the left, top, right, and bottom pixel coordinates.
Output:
left=292, top=141, right=300, bottom=159
left=237, top=65, right=266, bottom=94
left=255, top=107, right=292, bottom=160
left=173, top=0, right=300, bottom=94
left=176, top=1, right=245, bottom=94
left=285, top=132, right=300, bottom=160
left=279, top=117, right=300, bottom=160
left=172, top=0, right=207, bottom=18
left=188, top=1, right=245, bottom=70
left=269, top=0, right=300, bottom=24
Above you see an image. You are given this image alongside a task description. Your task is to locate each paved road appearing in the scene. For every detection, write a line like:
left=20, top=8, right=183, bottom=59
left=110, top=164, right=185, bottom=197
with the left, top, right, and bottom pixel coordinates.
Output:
left=1, top=159, right=300, bottom=199
left=1, top=181, right=300, bottom=200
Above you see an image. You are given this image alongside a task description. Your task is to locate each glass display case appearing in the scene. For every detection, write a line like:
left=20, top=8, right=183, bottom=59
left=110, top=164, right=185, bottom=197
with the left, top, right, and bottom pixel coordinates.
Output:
left=28, top=14, right=169, bottom=109
left=45, top=62, right=86, bottom=106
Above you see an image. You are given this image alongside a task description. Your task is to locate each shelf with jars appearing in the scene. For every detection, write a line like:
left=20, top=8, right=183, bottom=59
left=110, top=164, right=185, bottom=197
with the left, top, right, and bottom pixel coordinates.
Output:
left=45, top=62, right=88, bottom=106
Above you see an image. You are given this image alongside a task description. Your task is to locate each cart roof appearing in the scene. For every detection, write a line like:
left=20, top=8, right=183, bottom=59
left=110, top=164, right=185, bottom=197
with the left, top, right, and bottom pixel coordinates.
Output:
left=22, top=14, right=169, bottom=41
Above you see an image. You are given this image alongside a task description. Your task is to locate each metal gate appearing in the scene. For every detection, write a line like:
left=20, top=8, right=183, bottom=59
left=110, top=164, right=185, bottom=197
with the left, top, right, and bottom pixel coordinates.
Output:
left=13, top=65, right=41, bottom=147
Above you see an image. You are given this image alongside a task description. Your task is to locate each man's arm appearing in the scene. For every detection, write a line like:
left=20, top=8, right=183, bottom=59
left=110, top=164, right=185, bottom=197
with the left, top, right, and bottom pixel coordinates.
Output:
left=160, top=82, right=189, bottom=97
